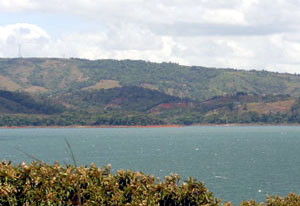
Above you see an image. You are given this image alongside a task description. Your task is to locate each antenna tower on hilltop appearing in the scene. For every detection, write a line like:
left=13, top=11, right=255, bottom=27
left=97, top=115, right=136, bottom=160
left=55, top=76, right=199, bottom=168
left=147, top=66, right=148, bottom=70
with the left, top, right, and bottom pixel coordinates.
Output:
left=18, top=44, right=22, bottom=58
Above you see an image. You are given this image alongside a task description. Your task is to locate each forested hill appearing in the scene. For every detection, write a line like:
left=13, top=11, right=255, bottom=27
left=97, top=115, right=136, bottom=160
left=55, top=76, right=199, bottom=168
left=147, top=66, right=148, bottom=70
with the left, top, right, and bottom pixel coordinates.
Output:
left=0, top=90, right=64, bottom=115
left=1, top=58, right=300, bottom=100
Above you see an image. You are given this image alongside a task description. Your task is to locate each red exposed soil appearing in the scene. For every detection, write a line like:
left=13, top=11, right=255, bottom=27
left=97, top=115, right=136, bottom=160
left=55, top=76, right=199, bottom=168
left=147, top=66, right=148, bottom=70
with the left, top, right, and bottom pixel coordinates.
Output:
left=157, top=102, right=189, bottom=109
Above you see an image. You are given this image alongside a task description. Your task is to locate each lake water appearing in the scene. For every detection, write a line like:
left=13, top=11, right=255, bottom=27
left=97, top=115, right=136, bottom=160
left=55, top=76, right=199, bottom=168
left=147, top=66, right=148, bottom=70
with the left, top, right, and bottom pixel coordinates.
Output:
left=1, top=126, right=300, bottom=203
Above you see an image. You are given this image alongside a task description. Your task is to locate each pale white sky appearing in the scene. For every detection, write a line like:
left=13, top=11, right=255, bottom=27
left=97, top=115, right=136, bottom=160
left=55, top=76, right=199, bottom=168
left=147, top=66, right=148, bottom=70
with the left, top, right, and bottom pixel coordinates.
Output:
left=1, top=0, right=300, bottom=73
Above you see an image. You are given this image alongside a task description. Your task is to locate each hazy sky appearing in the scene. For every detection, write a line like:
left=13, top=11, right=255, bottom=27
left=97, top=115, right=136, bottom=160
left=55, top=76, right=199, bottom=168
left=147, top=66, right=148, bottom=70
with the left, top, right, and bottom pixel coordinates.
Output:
left=1, top=0, right=300, bottom=73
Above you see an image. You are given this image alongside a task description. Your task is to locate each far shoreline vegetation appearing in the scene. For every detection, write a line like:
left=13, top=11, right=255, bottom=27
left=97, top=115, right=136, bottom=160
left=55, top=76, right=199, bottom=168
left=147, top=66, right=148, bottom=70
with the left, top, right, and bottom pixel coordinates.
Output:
left=2, top=123, right=300, bottom=129
left=1, top=89, right=300, bottom=127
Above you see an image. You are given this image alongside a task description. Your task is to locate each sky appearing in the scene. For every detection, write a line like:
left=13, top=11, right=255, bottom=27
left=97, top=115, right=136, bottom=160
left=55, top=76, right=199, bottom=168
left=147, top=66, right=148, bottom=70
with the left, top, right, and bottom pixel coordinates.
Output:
left=0, top=0, right=300, bottom=74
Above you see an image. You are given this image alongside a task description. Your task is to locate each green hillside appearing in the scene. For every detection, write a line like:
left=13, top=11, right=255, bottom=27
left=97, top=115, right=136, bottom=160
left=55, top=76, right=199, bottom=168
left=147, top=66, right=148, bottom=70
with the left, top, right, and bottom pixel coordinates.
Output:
left=0, top=90, right=64, bottom=115
left=2, top=58, right=300, bottom=126
left=0, top=87, right=178, bottom=126
left=58, top=86, right=182, bottom=112
left=1, top=58, right=300, bottom=100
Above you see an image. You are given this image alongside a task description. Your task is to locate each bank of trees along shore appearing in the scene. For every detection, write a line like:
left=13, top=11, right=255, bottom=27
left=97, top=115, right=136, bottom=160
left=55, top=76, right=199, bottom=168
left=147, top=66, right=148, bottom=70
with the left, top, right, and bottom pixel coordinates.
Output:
left=2, top=88, right=300, bottom=126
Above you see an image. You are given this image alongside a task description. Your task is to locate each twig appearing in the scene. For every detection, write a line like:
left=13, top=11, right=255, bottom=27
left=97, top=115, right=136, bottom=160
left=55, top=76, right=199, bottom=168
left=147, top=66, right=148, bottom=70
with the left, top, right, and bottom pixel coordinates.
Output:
left=15, top=147, right=43, bottom=163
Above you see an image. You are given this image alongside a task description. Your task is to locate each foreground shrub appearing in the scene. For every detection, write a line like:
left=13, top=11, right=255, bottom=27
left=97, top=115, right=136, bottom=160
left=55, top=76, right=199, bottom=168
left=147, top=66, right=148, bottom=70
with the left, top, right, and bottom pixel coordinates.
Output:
left=1, top=161, right=300, bottom=206
left=240, top=193, right=300, bottom=206
left=0, top=161, right=220, bottom=206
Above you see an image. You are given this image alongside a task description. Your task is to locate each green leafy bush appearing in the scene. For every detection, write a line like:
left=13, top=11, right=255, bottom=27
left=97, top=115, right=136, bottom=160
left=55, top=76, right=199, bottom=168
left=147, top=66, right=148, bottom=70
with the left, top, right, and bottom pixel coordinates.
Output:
left=0, top=161, right=219, bottom=206
left=1, top=161, right=300, bottom=205
left=240, top=193, right=300, bottom=206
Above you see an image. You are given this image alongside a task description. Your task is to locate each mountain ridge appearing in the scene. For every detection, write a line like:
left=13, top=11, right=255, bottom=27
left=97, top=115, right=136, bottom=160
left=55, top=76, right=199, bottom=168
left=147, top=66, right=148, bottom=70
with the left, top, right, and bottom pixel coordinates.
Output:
left=1, top=58, right=300, bottom=100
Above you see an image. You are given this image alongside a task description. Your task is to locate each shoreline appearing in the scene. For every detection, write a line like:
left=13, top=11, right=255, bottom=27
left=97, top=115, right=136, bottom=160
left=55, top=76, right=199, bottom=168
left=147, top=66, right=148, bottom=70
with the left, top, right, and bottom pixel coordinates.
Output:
left=191, top=123, right=300, bottom=127
left=0, top=124, right=184, bottom=129
left=1, top=123, right=300, bottom=129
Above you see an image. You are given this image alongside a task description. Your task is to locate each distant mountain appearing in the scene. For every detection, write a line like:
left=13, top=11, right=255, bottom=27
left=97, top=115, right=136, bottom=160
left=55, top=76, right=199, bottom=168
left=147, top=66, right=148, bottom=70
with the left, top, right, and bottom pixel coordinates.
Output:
left=1, top=58, right=300, bottom=126
left=1, top=58, right=300, bottom=100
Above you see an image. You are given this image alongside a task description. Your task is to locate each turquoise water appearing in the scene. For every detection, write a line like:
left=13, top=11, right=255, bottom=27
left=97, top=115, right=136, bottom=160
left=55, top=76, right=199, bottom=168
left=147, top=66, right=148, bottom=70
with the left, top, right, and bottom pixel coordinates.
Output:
left=1, top=126, right=300, bottom=203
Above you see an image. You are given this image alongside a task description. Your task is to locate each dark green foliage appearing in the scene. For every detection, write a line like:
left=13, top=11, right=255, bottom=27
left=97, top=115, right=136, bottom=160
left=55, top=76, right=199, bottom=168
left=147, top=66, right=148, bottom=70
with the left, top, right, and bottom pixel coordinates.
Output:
left=94, top=114, right=165, bottom=126
left=0, top=112, right=165, bottom=127
left=60, top=86, right=182, bottom=112
left=0, top=90, right=64, bottom=115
